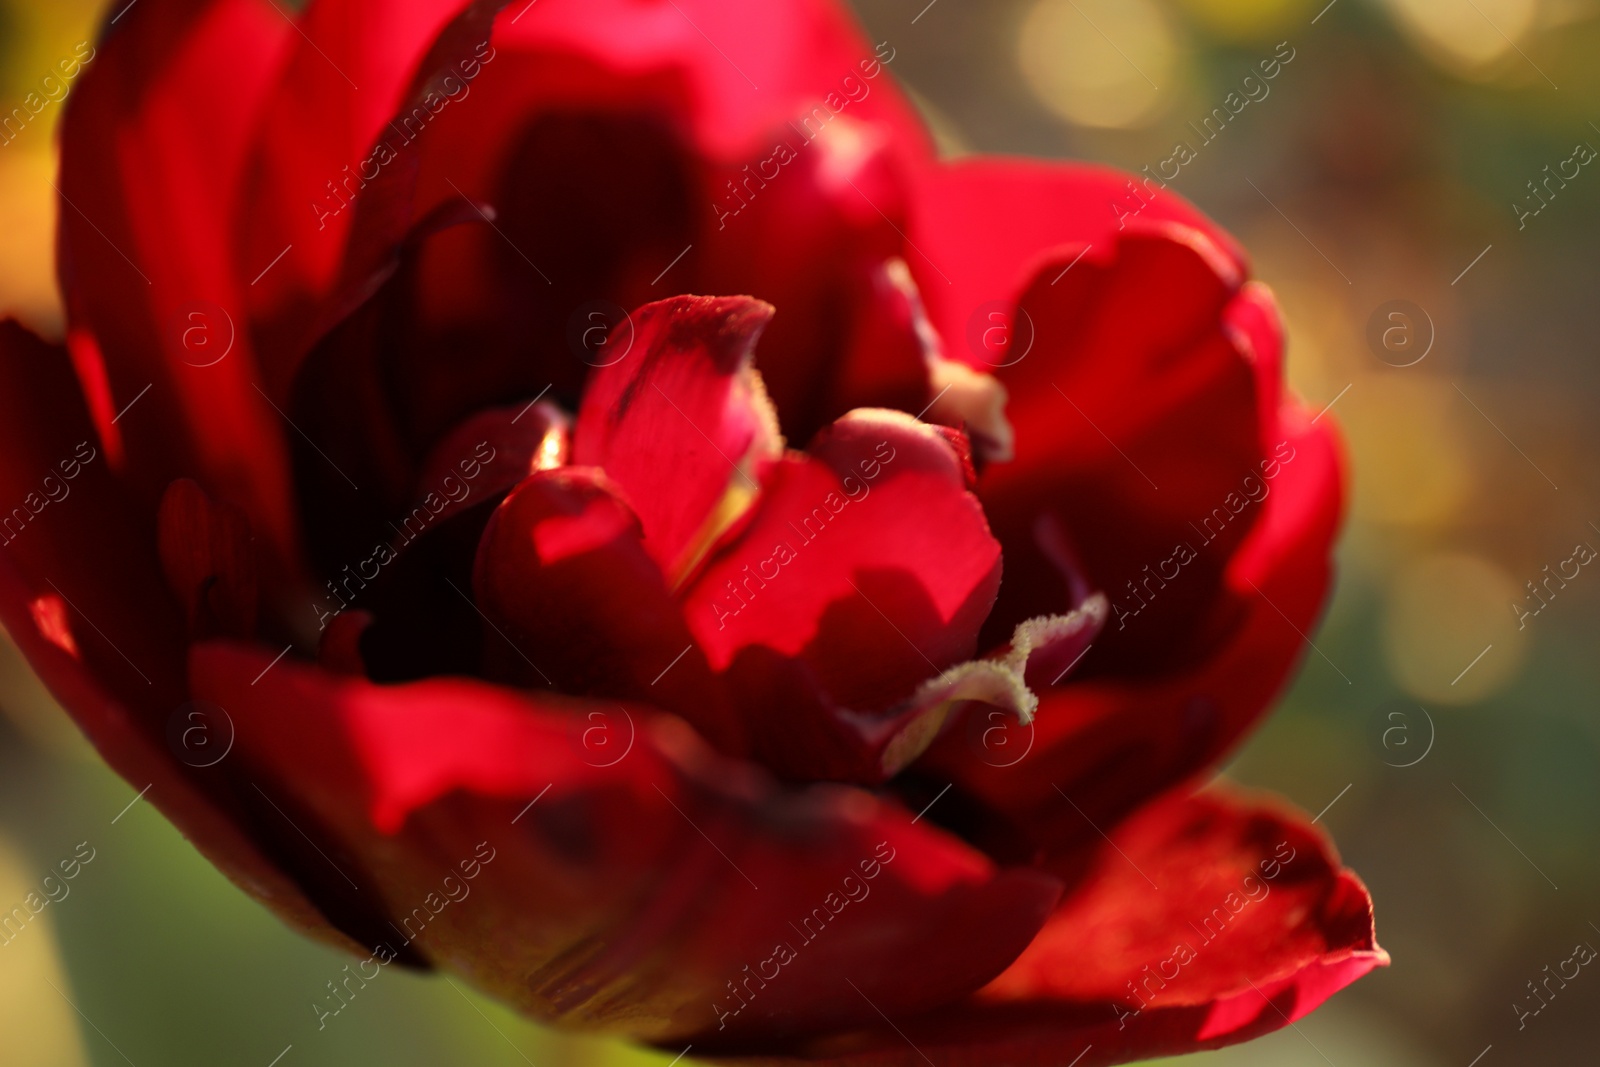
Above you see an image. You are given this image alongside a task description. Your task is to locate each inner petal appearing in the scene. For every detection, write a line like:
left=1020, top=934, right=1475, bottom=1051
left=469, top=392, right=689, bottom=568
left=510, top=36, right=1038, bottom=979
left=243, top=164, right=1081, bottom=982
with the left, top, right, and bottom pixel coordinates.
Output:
left=573, top=294, right=784, bottom=585
left=682, top=408, right=1003, bottom=713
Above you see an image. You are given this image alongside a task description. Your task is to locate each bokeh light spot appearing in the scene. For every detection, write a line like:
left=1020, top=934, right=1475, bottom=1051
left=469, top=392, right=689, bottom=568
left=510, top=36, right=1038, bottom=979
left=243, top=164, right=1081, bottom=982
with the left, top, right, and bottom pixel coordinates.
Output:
left=1383, top=551, right=1527, bottom=704
left=1383, top=0, right=1540, bottom=75
left=1017, top=0, right=1177, bottom=129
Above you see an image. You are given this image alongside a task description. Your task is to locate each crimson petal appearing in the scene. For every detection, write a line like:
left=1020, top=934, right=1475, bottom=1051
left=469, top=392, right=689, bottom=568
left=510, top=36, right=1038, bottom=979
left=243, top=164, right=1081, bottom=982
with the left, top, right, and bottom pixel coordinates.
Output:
left=573, top=294, right=781, bottom=584
left=682, top=410, right=1001, bottom=714
left=472, top=465, right=745, bottom=753
left=0, top=321, right=356, bottom=957
left=923, top=412, right=1342, bottom=864
left=977, top=224, right=1262, bottom=666
left=498, top=0, right=930, bottom=163
left=59, top=0, right=299, bottom=563
left=698, top=787, right=1384, bottom=1064
left=906, top=158, right=1246, bottom=366
left=237, top=0, right=490, bottom=317
left=190, top=643, right=1063, bottom=1045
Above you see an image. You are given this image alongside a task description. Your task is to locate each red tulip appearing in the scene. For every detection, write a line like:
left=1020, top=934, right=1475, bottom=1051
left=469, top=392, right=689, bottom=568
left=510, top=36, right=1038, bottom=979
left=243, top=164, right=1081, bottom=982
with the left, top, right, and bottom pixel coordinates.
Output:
left=0, top=0, right=1383, bottom=1062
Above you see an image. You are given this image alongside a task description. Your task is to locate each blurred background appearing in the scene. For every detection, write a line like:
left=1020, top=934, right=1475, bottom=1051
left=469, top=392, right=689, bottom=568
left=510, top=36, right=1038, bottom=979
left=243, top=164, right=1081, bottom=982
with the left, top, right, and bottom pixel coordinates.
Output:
left=2, top=0, right=1597, bottom=1063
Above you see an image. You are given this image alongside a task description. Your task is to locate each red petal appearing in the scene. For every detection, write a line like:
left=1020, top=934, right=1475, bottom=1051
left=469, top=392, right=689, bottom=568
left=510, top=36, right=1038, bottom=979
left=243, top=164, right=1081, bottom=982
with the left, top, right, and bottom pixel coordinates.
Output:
left=682, top=410, right=1001, bottom=713
left=573, top=295, right=780, bottom=583
left=472, top=466, right=744, bottom=752
left=403, top=6, right=932, bottom=444
left=248, top=6, right=514, bottom=393
left=924, top=412, right=1343, bottom=859
left=723, top=598, right=1104, bottom=787
left=699, top=787, right=1384, bottom=1064
left=907, top=158, right=1245, bottom=370
left=986, top=787, right=1383, bottom=1009
left=236, top=0, right=487, bottom=315
left=907, top=197, right=1342, bottom=867
left=0, top=322, right=353, bottom=957
left=499, top=0, right=929, bottom=163
left=286, top=82, right=707, bottom=494
left=827, top=258, right=944, bottom=435
left=412, top=401, right=569, bottom=527
left=190, top=643, right=1062, bottom=1044
left=156, top=478, right=258, bottom=638
left=59, top=0, right=300, bottom=565
left=1225, top=280, right=1287, bottom=434
left=697, top=130, right=932, bottom=444
left=976, top=224, right=1262, bottom=665
left=268, top=4, right=933, bottom=479
left=0, top=322, right=185, bottom=701
left=725, top=655, right=990, bottom=788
